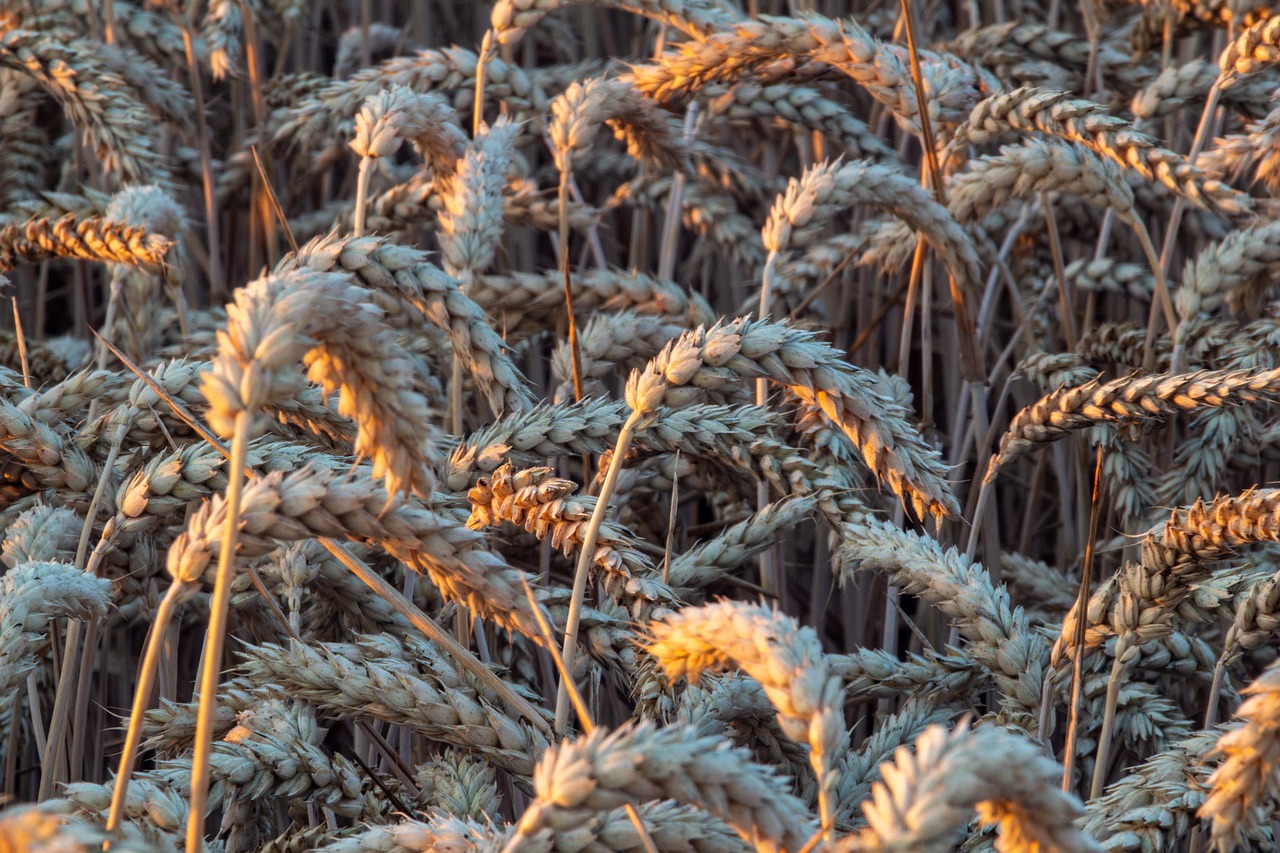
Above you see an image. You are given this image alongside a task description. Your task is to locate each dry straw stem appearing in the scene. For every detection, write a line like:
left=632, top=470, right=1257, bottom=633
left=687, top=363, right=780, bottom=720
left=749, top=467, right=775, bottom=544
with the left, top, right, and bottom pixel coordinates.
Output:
left=508, top=721, right=817, bottom=853
left=276, top=232, right=533, bottom=416
left=987, top=367, right=1280, bottom=482
left=646, top=600, right=848, bottom=837
left=0, top=212, right=173, bottom=273
left=491, top=0, right=739, bottom=45
left=201, top=267, right=435, bottom=499
left=628, top=318, right=958, bottom=521
left=836, top=721, right=1095, bottom=853
left=466, top=463, right=676, bottom=614
left=0, top=28, right=172, bottom=188
left=238, top=634, right=552, bottom=778
left=947, top=139, right=1135, bottom=226
left=1201, top=660, right=1280, bottom=849
left=837, top=520, right=1045, bottom=728
left=948, top=86, right=1254, bottom=221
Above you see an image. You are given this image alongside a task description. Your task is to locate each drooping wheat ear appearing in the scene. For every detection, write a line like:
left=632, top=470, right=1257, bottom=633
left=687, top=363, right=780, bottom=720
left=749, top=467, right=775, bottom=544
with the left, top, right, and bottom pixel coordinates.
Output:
left=1221, top=569, right=1280, bottom=668
left=0, top=71, right=47, bottom=211
left=1155, top=406, right=1254, bottom=507
left=0, top=803, right=147, bottom=852
left=416, top=750, right=502, bottom=821
left=947, top=138, right=1136, bottom=225
left=0, top=561, right=112, bottom=705
left=1132, top=57, right=1276, bottom=120
left=349, top=83, right=467, bottom=235
left=491, top=0, right=739, bottom=45
left=1143, top=488, right=1280, bottom=577
left=831, top=647, right=986, bottom=704
left=238, top=634, right=551, bottom=778
left=948, top=86, right=1255, bottom=220
left=1013, top=352, right=1099, bottom=392
left=0, top=28, right=171, bottom=188
left=666, top=495, right=819, bottom=593
left=333, top=22, right=406, bottom=79
left=630, top=318, right=958, bottom=521
left=1083, top=730, right=1228, bottom=853
left=1200, top=660, right=1280, bottom=849
left=276, top=232, right=533, bottom=416
left=200, top=0, right=246, bottom=80
left=1177, top=221, right=1280, bottom=334
left=203, top=267, right=435, bottom=497
left=552, top=312, right=688, bottom=401
left=271, top=46, right=543, bottom=159
left=465, top=462, right=676, bottom=616
left=646, top=600, right=846, bottom=837
left=1090, top=425, right=1157, bottom=532
left=838, top=721, right=1097, bottom=853
left=550, top=76, right=686, bottom=172
left=472, top=267, right=712, bottom=341
left=1, top=505, right=81, bottom=566
left=437, top=116, right=519, bottom=283
left=944, top=22, right=1146, bottom=92
left=837, top=519, right=1046, bottom=730
left=763, top=159, right=983, bottom=299
left=700, top=81, right=894, bottom=160
left=1218, top=16, right=1280, bottom=88
left=987, top=367, right=1280, bottom=481
left=0, top=212, right=173, bottom=273
left=627, top=13, right=985, bottom=136
left=508, top=721, right=818, bottom=853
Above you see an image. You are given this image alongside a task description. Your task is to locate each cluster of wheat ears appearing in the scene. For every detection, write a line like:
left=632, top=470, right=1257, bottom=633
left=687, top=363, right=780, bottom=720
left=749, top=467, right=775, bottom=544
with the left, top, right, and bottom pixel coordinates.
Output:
left=10, top=0, right=1280, bottom=850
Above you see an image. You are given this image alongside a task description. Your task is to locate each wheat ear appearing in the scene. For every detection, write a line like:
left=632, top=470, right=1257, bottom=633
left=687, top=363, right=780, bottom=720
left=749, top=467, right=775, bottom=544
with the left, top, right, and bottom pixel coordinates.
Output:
left=646, top=600, right=847, bottom=838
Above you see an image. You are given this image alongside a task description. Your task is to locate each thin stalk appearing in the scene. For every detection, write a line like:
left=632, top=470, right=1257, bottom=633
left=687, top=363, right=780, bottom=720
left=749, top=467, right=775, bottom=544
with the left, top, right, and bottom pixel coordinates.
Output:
left=10, top=297, right=28, bottom=388
left=1090, top=653, right=1126, bottom=798
left=756, top=249, right=781, bottom=598
left=106, top=580, right=189, bottom=835
left=1061, top=446, right=1105, bottom=791
left=1041, top=195, right=1076, bottom=352
left=185, top=409, right=253, bottom=853
left=353, top=156, right=376, bottom=238
left=1205, top=659, right=1228, bottom=728
left=658, top=104, right=698, bottom=281
left=553, top=409, right=644, bottom=735
left=181, top=17, right=223, bottom=300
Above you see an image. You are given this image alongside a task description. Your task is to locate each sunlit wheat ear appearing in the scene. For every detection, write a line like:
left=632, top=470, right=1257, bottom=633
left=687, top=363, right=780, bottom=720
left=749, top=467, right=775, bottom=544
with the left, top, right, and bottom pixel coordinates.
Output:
left=987, top=367, right=1280, bottom=483
left=841, top=721, right=1097, bottom=853
left=203, top=267, right=435, bottom=498
left=645, top=600, right=847, bottom=839
left=1200, top=660, right=1280, bottom=850
left=437, top=116, right=520, bottom=281
left=0, top=211, right=174, bottom=273
left=947, top=86, right=1254, bottom=220
left=631, top=318, right=958, bottom=521
left=507, top=721, right=817, bottom=853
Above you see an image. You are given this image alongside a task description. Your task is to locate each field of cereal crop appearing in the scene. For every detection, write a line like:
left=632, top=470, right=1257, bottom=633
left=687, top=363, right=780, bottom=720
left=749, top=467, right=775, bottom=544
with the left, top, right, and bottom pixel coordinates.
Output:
left=2, top=0, right=1280, bottom=850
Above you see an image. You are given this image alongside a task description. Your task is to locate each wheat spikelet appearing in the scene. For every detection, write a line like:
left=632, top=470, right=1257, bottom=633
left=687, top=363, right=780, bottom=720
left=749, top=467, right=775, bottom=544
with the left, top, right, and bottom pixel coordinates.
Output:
left=948, top=138, right=1135, bottom=225
left=1, top=504, right=81, bottom=566
left=238, top=634, right=552, bottom=777
left=646, top=600, right=847, bottom=834
left=837, top=520, right=1045, bottom=728
left=1200, top=660, right=1280, bottom=849
left=202, top=267, right=436, bottom=497
left=437, top=116, right=519, bottom=280
left=701, top=81, right=894, bottom=160
left=0, top=561, right=113, bottom=704
left=1218, top=16, right=1280, bottom=88
left=949, top=86, right=1254, bottom=219
left=838, top=721, right=1096, bottom=853
left=0, top=28, right=172, bottom=188
left=277, top=232, right=533, bottom=415
left=0, top=212, right=173, bottom=273
left=349, top=83, right=466, bottom=171
left=465, top=462, right=677, bottom=614
left=491, top=0, right=739, bottom=45
left=627, top=318, right=959, bottom=521
left=510, top=721, right=817, bottom=853
left=989, top=368, right=1280, bottom=479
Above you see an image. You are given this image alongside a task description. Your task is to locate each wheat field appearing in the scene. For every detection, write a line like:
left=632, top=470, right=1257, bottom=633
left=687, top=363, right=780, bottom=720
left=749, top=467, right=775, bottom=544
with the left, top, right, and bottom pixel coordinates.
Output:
left=2, top=0, right=1280, bottom=850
